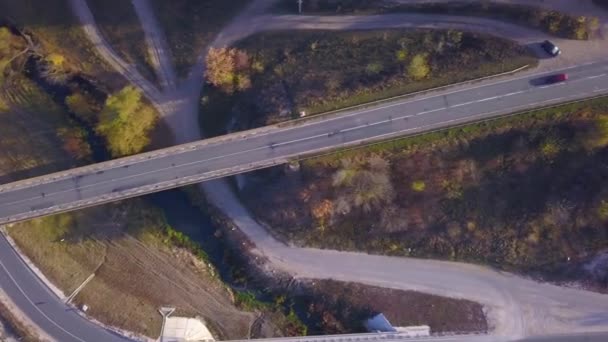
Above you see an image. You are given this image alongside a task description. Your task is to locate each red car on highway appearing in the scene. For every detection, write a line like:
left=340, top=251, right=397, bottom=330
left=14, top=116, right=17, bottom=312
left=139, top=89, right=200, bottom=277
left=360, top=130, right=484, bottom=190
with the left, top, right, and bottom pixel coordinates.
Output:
left=547, top=73, right=568, bottom=84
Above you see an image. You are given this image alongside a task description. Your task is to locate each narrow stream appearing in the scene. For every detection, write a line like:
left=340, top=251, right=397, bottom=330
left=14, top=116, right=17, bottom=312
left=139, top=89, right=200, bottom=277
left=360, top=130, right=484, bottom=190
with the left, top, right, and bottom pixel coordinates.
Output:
left=24, top=56, right=109, bottom=162
left=146, top=189, right=238, bottom=284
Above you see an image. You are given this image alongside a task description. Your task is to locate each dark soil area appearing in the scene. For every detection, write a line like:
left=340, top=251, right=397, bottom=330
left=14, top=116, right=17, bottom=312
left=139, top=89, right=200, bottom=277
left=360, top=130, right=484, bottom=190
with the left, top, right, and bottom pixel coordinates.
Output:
left=292, top=279, right=487, bottom=334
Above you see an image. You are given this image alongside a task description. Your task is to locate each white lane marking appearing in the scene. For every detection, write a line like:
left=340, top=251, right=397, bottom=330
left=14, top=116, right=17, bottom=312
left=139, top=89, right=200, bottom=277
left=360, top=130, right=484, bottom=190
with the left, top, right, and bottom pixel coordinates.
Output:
left=538, top=83, right=567, bottom=89
left=416, top=108, right=445, bottom=116
left=594, top=88, right=608, bottom=93
left=586, top=73, right=607, bottom=80
left=0, top=245, right=88, bottom=342
left=503, top=90, right=525, bottom=97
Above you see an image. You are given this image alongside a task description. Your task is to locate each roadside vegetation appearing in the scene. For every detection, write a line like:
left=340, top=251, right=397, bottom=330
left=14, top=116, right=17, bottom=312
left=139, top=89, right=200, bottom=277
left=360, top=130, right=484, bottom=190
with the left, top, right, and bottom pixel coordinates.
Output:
left=87, top=0, right=158, bottom=85
left=242, top=96, right=608, bottom=286
left=95, top=85, right=158, bottom=157
left=0, top=0, right=126, bottom=91
left=200, top=29, right=535, bottom=136
left=150, top=0, right=250, bottom=78
left=276, top=0, right=599, bottom=40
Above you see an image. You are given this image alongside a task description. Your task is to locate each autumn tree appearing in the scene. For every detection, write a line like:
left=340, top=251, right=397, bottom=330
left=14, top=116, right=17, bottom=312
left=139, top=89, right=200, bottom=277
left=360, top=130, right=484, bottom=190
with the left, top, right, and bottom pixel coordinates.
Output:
left=96, top=86, right=157, bottom=157
left=205, top=47, right=252, bottom=93
left=56, top=127, right=91, bottom=160
left=408, top=53, right=430, bottom=80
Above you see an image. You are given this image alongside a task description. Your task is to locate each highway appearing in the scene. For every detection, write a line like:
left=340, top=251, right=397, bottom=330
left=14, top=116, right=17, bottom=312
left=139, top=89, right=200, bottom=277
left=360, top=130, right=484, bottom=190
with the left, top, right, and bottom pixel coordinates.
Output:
left=0, top=60, right=608, bottom=225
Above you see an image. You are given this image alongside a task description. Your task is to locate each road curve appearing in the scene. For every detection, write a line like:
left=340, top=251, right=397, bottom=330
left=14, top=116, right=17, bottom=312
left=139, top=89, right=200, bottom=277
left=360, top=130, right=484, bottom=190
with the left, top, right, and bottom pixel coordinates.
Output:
left=0, top=234, right=130, bottom=342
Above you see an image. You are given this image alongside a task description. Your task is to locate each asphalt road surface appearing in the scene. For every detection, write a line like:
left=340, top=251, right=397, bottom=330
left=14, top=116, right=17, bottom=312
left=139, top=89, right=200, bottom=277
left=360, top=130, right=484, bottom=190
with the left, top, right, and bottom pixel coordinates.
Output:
left=1, top=61, right=608, bottom=224
left=0, top=234, right=129, bottom=342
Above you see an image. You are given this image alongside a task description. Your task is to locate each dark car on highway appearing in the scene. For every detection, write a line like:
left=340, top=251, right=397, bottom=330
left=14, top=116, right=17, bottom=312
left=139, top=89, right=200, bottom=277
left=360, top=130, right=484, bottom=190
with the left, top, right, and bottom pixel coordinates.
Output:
left=541, top=40, right=561, bottom=56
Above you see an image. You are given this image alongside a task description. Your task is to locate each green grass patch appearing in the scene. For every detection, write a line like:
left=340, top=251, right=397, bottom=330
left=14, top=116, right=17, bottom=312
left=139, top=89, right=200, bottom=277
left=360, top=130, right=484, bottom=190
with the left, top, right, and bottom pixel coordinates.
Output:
left=234, top=290, right=270, bottom=311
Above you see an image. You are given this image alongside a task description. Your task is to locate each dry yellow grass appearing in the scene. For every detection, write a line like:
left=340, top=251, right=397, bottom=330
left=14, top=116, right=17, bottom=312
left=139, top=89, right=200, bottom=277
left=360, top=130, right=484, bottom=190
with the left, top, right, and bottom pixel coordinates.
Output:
left=7, top=202, right=256, bottom=339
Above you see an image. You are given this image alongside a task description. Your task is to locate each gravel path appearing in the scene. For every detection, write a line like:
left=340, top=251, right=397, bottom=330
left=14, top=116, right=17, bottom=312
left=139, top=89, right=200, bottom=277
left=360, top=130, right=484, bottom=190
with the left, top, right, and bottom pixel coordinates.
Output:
left=68, top=0, right=608, bottom=339
left=131, top=0, right=177, bottom=91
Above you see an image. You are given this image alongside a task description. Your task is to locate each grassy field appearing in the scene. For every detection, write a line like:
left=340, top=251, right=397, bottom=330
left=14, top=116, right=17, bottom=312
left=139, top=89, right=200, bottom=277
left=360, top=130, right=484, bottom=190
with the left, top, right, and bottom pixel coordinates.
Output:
left=242, top=96, right=608, bottom=285
left=0, top=0, right=126, bottom=92
left=275, top=0, right=597, bottom=40
left=87, top=0, right=158, bottom=86
left=200, top=29, right=535, bottom=136
left=150, top=0, right=250, bottom=78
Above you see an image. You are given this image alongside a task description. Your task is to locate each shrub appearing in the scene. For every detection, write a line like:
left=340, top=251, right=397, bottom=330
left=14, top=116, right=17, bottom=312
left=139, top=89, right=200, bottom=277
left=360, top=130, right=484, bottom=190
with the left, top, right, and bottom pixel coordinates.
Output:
left=395, top=48, right=408, bottom=61
left=333, top=155, right=393, bottom=214
left=599, top=200, right=608, bottom=221
left=441, top=180, right=463, bottom=199
left=365, top=62, right=383, bottom=75
left=539, top=136, right=563, bottom=159
left=408, top=53, right=430, bottom=80
left=45, top=53, right=65, bottom=68
left=56, top=126, right=91, bottom=160
left=411, top=180, right=426, bottom=192
left=234, top=291, right=268, bottom=311
left=65, top=92, right=99, bottom=124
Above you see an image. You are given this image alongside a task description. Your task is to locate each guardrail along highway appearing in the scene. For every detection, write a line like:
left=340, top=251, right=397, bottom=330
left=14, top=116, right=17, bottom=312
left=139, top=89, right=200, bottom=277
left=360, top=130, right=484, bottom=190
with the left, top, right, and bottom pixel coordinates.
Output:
left=1, top=61, right=607, bottom=225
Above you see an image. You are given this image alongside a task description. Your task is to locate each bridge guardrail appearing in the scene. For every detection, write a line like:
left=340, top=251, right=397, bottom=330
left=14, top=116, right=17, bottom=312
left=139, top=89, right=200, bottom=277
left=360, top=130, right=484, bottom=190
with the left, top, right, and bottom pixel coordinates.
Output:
left=0, top=63, right=533, bottom=195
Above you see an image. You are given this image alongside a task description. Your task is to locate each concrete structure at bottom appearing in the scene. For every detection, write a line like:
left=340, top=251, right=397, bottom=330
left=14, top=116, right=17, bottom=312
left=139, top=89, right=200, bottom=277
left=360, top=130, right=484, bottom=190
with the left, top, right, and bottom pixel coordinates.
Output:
left=161, top=317, right=215, bottom=342
left=365, top=313, right=431, bottom=336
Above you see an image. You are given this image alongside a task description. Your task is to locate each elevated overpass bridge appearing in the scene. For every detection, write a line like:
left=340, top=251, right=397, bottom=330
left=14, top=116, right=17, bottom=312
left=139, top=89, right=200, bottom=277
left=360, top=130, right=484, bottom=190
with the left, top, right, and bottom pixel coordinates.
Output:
left=0, top=61, right=607, bottom=225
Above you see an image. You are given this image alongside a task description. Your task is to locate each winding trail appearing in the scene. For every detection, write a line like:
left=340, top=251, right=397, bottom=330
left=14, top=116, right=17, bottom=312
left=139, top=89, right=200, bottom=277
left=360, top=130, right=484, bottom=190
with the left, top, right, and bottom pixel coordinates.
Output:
left=60, top=0, right=608, bottom=340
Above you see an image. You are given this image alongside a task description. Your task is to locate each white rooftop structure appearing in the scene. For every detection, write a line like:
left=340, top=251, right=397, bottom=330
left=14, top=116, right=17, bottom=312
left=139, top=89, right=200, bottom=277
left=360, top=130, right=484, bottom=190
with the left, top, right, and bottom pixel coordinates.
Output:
left=161, top=317, right=215, bottom=342
left=365, top=313, right=430, bottom=337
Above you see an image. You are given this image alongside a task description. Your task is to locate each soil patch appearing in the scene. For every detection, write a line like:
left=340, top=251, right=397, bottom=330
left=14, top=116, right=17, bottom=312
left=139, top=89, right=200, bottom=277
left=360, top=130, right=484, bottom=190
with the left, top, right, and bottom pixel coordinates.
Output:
left=292, top=279, right=487, bottom=334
